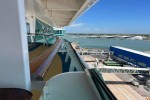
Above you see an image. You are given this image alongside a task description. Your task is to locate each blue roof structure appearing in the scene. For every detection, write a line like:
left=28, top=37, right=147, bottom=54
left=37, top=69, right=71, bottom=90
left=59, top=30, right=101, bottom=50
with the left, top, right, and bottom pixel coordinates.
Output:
left=110, top=46, right=150, bottom=68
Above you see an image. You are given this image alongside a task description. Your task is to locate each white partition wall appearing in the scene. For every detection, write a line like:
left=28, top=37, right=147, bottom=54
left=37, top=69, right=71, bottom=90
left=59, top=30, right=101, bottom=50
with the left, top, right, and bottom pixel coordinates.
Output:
left=0, top=0, right=31, bottom=90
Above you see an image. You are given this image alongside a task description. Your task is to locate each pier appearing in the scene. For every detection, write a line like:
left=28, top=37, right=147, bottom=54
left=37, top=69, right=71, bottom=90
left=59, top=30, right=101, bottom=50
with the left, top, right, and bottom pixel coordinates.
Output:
left=71, top=42, right=150, bottom=99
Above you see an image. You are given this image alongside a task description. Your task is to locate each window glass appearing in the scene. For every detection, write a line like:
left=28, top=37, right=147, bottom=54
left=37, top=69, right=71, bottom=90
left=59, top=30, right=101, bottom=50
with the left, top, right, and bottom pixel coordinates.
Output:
left=124, top=56, right=129, bottom=60
left=130, top=58, right=136, bottom=63
left=138, top=62, right=146, bottom=67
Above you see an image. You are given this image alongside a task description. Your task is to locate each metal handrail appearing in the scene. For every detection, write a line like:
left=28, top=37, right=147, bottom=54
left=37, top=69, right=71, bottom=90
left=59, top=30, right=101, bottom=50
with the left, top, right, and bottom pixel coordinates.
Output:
left=89, top=69, right=117, bottom=100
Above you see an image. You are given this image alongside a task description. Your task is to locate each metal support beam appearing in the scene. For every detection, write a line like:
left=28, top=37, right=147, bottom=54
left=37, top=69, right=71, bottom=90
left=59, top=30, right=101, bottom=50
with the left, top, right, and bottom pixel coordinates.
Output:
left=97, top=67, right=150, bottom=74
left=65, top=52, right=69, bottom=63
left=63, top=41, right=83, bottom=71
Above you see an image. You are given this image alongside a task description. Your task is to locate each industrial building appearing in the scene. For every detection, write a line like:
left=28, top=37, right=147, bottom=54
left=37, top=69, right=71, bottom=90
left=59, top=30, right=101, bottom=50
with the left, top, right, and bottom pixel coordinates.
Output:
left=110, top=46, right=150, bottom=68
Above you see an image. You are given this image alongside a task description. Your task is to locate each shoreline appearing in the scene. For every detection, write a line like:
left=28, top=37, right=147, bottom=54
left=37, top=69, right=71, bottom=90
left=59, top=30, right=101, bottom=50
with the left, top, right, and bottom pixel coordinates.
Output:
left=64, top=36, right=150, bottom=51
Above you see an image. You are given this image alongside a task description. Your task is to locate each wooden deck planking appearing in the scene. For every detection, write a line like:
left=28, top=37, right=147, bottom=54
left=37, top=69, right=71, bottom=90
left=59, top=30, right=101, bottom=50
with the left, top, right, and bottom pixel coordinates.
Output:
left=29, top=45, right=49, bottom=61
left=43, top=54, right=62, bottom=81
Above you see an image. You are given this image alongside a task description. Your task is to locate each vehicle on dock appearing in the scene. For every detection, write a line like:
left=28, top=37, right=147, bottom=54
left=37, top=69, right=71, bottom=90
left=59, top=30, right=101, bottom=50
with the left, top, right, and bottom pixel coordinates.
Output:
left=131, top=78, right=139, bottom=87
left=137, top=75, right=146, bottom=84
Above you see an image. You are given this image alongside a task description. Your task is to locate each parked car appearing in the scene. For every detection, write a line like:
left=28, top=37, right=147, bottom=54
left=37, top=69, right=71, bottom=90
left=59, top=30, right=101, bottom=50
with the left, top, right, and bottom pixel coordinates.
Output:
left=131, top=78, right=139, bottom=87
left=136, top=75, right=146, bottom=84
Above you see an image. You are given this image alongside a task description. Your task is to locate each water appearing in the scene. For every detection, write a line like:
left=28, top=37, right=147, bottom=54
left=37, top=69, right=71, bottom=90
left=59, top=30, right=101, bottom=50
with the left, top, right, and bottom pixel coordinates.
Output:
left=64, top=35, right=150, bottom=51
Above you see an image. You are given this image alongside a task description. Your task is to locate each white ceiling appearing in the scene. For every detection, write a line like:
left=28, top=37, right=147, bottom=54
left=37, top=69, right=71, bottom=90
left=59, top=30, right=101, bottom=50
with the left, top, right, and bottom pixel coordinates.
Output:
left=25, top=0, right=98, bottom=27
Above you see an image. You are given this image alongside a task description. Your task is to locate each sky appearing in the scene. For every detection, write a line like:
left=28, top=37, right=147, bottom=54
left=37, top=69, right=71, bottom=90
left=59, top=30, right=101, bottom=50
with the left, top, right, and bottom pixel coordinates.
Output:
left=65, top=0, right=150, bottom=34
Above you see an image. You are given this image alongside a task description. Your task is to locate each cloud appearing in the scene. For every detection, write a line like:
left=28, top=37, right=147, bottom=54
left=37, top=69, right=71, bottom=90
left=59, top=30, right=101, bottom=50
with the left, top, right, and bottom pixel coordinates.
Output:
left=69, top=22, right=85, bottom=27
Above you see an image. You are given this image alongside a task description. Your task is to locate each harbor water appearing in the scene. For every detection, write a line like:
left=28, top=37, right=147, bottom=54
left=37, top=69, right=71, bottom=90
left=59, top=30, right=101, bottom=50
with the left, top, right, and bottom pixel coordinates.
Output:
left=64, top=35, right=150, bottom=51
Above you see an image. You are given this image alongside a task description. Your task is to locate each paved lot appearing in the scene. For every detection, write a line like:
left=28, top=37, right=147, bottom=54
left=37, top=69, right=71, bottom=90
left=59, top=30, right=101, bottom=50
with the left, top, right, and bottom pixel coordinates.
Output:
left=102, top=73, right=145, bottom=100
left=116, top=74, right=150, bottom=98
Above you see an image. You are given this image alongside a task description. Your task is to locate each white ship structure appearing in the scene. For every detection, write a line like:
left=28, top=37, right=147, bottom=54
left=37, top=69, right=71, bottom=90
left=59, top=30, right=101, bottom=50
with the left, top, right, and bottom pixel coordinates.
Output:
left=0, top=0, right=117, bottom=100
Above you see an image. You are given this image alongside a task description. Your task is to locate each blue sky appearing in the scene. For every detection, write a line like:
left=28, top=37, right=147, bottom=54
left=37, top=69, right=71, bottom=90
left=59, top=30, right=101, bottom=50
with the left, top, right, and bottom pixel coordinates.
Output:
left=65, top=0, right=150, bottom=34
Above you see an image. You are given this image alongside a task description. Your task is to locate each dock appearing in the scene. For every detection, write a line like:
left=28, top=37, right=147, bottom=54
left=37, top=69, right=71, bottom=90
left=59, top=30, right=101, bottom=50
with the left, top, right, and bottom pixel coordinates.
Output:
left=102, top=73, right=145, bottom=100
left=71, top=42, right=148, bottom=100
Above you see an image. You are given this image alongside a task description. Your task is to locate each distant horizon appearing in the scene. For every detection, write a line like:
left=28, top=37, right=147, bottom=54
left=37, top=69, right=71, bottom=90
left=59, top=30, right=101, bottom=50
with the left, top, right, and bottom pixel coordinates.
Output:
left=66, top=32, right=150, bottom=35
left=65, top=0, right=150, bottom=34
